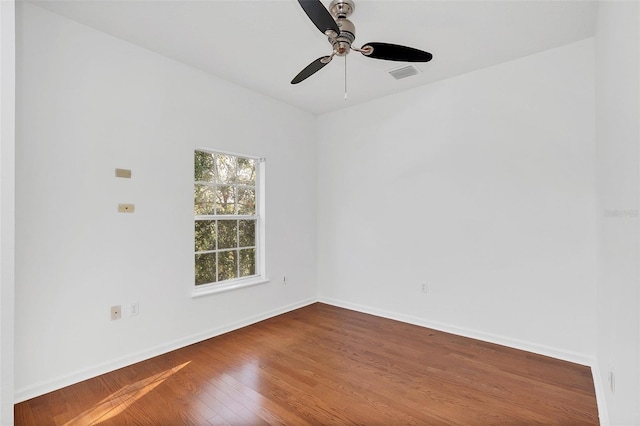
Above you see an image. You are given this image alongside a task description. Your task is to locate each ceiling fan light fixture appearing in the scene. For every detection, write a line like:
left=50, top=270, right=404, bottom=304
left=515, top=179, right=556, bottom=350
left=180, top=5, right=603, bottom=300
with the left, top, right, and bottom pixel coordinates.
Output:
left=388, top=65, right=421, bottom=80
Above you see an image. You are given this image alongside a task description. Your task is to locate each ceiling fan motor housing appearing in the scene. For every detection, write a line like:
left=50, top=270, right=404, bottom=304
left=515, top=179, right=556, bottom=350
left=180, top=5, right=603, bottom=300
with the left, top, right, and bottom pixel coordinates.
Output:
left=328, top=0, right=356, bottom=56
left=331, top=18, right=355, bottom=56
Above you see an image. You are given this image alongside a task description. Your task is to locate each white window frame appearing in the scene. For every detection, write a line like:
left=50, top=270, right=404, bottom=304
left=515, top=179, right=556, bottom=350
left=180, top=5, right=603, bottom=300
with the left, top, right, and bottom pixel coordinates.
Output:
left=192, top=148, right=268, bottom=297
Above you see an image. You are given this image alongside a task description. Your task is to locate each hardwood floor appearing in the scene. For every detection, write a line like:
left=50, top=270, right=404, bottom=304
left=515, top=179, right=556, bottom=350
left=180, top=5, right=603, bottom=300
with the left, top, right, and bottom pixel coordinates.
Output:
left=15, top=303, right=599, bottom=425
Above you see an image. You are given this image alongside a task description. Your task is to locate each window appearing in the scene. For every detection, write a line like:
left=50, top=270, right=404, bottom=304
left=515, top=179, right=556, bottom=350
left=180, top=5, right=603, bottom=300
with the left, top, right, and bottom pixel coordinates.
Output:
left=194, top=149, right=265, bottom=293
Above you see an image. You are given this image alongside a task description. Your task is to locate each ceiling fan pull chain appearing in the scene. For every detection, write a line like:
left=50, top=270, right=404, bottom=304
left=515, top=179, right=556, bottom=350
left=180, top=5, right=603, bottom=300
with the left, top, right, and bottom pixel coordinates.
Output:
left=344, top=55, right=348, bottom=101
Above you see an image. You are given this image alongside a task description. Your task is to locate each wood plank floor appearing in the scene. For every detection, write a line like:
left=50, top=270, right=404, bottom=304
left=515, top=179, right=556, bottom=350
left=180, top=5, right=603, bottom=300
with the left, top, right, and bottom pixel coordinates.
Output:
left=15, top=303, right=599, bottom=425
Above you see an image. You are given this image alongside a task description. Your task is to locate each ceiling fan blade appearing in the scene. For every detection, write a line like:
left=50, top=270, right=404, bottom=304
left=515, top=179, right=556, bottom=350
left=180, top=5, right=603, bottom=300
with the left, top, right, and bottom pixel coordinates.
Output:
left=361, top=42, right=433, bottom=62
left=291, top=56, right=332, bottom=84
left=297, top=0, right=340, bottom=36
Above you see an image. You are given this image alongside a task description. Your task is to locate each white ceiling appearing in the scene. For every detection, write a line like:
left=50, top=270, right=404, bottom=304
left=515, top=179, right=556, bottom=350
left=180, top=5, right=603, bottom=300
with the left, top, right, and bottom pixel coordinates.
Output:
left=29, top=0, right=598, bottom=115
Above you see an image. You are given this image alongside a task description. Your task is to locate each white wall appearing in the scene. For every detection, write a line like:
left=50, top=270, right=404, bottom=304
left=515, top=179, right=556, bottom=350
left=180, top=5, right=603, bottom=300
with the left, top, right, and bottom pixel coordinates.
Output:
left=317, top=39, right=597, bottom=363
left=14, top=3, right=638, bottom=423
left=594, top=1, right=640, bottom=424
left=0, top=0, right=16, bottom=423
left=14, top=3, right=317, bottom=400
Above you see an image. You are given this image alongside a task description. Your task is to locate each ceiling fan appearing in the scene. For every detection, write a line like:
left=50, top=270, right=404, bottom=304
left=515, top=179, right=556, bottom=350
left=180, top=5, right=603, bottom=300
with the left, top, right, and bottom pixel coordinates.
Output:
left=291, top=0, right=433, bottom=85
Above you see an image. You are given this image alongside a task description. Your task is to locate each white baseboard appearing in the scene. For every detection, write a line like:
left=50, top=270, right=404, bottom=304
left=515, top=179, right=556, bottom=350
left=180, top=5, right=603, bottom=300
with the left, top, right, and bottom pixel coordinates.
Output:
left=14, top=298, right=317, bottom=403
left=590, top=361, right=610, bottom=425
left=318, top=297, right=595, bottom=366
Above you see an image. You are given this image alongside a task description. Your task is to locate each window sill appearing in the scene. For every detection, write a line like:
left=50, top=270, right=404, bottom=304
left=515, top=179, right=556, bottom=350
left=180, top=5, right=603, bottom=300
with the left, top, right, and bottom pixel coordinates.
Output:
left=191, top=277, right=270, bottom=298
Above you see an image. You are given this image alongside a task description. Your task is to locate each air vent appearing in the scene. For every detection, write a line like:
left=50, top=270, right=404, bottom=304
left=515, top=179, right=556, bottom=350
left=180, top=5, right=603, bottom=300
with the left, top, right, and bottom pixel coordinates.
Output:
left=388, top=65, right=421, bottom=80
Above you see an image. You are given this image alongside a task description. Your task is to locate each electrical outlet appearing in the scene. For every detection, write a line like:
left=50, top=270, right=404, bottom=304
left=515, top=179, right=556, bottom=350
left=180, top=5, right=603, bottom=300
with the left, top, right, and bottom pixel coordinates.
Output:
left=421, top=282, right=428, bottom=293
left=110, top=305, right=121, bottom=320
left=130, top=302, right=139, bottom=316
left=283, top=274, right=287, bottom=285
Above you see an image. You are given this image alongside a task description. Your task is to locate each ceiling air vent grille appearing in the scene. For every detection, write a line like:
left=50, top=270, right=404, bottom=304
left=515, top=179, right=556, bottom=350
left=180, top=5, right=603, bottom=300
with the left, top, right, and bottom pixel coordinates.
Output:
left=388, top=65, right=421, bottom=80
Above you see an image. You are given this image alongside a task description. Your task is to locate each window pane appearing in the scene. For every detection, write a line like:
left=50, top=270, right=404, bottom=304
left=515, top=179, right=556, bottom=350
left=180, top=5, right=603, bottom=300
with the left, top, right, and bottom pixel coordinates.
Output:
left=239, top=248, right=256, bottom=277
left=218, top=250, right=238, bottom=281
left=216, top=154, right=237, bottom=184
left=194, top=220, right=216, bottom=252
left=237, top=187, right=256, bottom=215
left=217, top=220, right=238, bottom=249
left=237, top=158, right=256, bottom=186
left=194, top=151, right=215, bottom=182
left=239, top=220, right=255, bottom=248
left=194, top=150, right=262, bottom=287
left=216, top=186, right=236, bottom=215
left=194, top=184, right=215, bottom=215
left=195, top=253, right=216, bottom=285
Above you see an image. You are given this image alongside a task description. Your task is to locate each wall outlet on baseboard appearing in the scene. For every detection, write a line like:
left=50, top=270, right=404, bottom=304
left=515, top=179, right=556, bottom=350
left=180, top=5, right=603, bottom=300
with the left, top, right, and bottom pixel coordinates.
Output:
left=129, top=302, right=139, bottom=316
